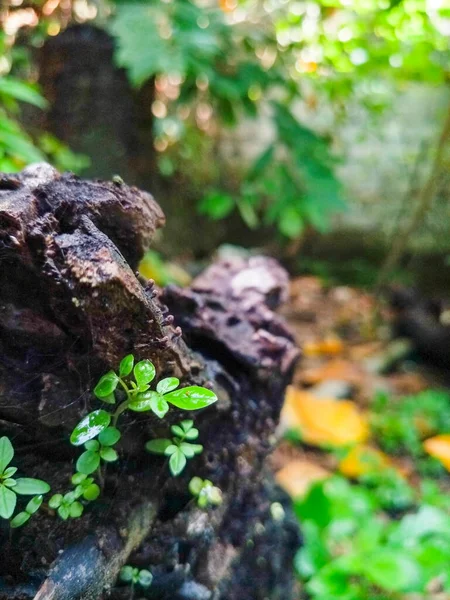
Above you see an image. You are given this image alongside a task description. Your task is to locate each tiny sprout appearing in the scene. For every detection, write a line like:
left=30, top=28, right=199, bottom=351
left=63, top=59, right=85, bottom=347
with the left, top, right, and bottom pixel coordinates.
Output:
left=76, top=431, right=120, bottom=475
left=71, top=473, right=100, bottom=501
left=49, top=491, right=84, bottom=520
left=0, top=437, right=50, bottom=523
left=120, top=565, right=153, bottom=588
left=146, top=420, right=203, bottom=477
left=189, top=477, right=223, bottom=509
left=10, top=495, right=43, bottom=529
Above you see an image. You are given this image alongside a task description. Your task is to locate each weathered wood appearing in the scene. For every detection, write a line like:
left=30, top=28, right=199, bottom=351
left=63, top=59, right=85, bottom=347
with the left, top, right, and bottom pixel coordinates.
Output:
left=0, top=164, right=300, bottom=600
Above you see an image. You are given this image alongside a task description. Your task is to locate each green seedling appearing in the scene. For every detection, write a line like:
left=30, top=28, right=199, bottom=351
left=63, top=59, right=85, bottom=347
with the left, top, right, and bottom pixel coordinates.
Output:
left=70, top=355, right=217, bottom=445
left=119, top=565, right=153, bottom=588
left=10, top=495, right=44, bottom=528
left=0, top=437, right=50, bottom=524
left=146, top=419, right=203, bottom=476
left=189, top=477, right=222, bottom=509
left=49, top=491, right=84, bottom=520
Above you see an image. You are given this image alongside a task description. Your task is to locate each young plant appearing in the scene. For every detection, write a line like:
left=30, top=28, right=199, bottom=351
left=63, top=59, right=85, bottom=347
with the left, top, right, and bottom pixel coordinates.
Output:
left=70, top=355, right=217, bottom=445
left=0, top=437, right=50, bottom=525
left=10, top=495, right=44, bottom=529
left=189, top=477, right=222, bottom=509
left=76, top=427, right=121, bottom=475
left=48, top=490, right=84, bottom=521
left=119, top=565, right=153, bottom=588
left=146, top=420, right=203, bottom=476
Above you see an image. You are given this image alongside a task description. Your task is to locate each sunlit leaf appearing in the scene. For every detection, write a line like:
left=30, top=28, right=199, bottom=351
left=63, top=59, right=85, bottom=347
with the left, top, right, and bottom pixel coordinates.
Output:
left=134, top=360, right=156, bottom=387
left=70, top=410, right=111, bottom=446
left=164, top=386, right=218, bottom=411
left=94, top=371, right=119, bottom=399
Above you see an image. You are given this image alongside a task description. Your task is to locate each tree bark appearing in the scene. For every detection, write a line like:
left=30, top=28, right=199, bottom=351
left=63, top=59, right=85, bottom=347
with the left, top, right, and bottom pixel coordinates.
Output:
left=0, top=164, right=300, bottom=600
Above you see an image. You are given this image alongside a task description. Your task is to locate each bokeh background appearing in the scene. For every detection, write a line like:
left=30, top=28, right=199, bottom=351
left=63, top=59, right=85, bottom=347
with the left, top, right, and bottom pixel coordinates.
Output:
left=2, top=0, right=450, bottom=289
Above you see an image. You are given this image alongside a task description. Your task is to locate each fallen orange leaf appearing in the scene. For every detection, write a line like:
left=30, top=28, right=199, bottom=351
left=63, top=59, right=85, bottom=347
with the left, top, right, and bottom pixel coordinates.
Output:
left=282, top=387, right=369, bottom=448
left=276, top=459, right=330, bottom=498
left=300, top=359, right=364, bottom=386
left=339, top=445, right=391, bottom=478
left=423, top=434, right=450, bottom=470
left=303, top=336, right=344, bottom=357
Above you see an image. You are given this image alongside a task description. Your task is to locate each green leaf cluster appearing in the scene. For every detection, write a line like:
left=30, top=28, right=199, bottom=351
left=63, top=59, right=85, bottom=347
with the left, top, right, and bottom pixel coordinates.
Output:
left=189, top=476, right=223, bottom=509
left=371, top=389, right=450, bottom=472
left=120, top=565, right=153, bottom=588
left=0, top=437, right=50, bottom=524
left=294, top=476, right=450, bottom=599
left=146, top=420, right=203, bottom=477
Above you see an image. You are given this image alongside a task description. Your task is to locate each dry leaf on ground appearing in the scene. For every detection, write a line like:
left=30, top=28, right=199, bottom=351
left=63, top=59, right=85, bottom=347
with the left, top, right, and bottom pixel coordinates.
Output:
left=281, top=387, right=369, bottom=448
left=423, top=434, right=450, bottom=471
left=276, top=459, right=331, bottom=498
left=300, top=359, right=365, bottom=387
left=339, top=444, right=392, bottom=478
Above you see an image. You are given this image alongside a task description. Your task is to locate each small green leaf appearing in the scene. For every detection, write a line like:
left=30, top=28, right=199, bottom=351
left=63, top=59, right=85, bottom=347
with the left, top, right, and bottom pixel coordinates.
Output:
left=133, top=360, right=156, bottom=387
left=138, top=569, right=153, bottom=587
left=69, top=501, right=84, bottom=518
left=120, top=566, right=134, bottom=583
left=64, top=491, right=77, bottom=503
left=145, top=439, right=172, bottom=454
left=49, top=494, right=63, bottom=509
left=180, top=420, right=194, bottom=432
left=189, top=477, right=203, bottom=496
left=164, top=386, right=218, bottom=411
left=25, top=495, right=43, bottom=515
left=94, top=371, right=119, bottom=399
left=84, top=440, right=100, bottom=451
left=157, top=377, right=179, bottom=395
left=100, top=447, right=118, bottom=462
left=71, top=473, right=87, bottom=485
left=190, top=444, right=203, bottom=455
left=70, top=410, right=111, bottom=446
left=0, top=437, right=14, bottom=473
left=150, top=394, right=169, bottom=419
left=13, top=478, right=50, bottom=495
left=128, top=390, right=160, bottom=412
left=164, top=444, right=178, bottom=456
left=185, top=428, right=199, bottom=441
left=169, top=449, right=187, bottom=476
left=83, top=483, right=100, bottom=501
left=0, top=484, right=16, bottom=519
left=3, top=478, right=17, bottom=488
left=100, top=393, right=116, bottom=405
left=10, top=511, right=30, bottom=528
left=3, top=467, right=17, bottom=478
left=119, top=354, right=134, bottom=377
left=58, top=505, right=70, bottom=520
left=180, top=443, right=196, bottom=458
left=76, top=450, right=101, bottom=475
left=98, top=427, right=121, bottom=446
left=171, top=425, right=185, bottom=438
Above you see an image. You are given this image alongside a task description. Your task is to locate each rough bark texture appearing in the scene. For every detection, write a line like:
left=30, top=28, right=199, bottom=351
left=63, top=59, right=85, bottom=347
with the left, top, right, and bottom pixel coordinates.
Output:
left=0, top=164, right=300, bottom=600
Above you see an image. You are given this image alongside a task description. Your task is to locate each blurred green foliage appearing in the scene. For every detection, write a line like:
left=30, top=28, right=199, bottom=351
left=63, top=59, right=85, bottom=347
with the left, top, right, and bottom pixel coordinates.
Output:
left=110, top=0, right=344, bottom=238
left=2, top=0, right=449, bottom=239
left=371, top=389, right=450, bottom=474
left=0, top=29, right=89, bottom=173
left=294, top=476, right=450, bottom=599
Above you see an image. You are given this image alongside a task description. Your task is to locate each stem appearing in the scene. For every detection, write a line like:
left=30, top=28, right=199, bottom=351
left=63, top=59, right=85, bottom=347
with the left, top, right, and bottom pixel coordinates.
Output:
left=112, top=379, right=133, bottom=427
